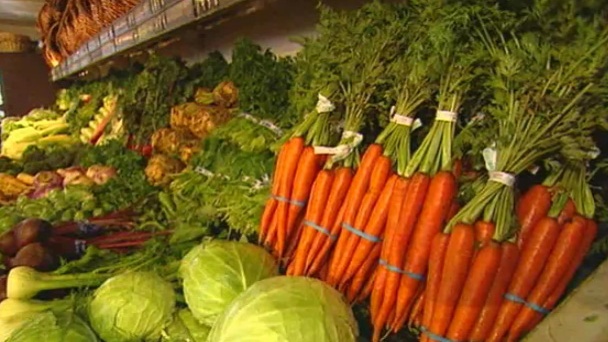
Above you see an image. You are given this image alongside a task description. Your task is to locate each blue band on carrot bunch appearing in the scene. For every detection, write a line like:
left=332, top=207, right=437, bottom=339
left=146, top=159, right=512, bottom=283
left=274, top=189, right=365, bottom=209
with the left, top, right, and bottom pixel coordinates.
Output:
left=419, top=326, right=454, bottom=342
left=342, top=222, right=382, bottom=243
left=378, top=259, right=425, bottom=281
left=525, top=301, right=551, bottom=315
left=271, top=194, right=307, bottom=207
left=504, top=293, right=551, bottom=315
left=303, top=220, right=338, bottom=241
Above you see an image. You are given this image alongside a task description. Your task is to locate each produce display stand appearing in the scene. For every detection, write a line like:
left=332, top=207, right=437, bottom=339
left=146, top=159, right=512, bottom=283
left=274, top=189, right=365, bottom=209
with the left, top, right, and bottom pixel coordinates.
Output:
left=0, top=0, right=607, bottom=341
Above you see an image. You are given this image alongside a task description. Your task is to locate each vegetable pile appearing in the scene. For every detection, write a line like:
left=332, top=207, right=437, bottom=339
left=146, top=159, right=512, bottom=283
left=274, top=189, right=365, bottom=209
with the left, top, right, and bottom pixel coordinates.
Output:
left=1, top=0, right=608, bottom=341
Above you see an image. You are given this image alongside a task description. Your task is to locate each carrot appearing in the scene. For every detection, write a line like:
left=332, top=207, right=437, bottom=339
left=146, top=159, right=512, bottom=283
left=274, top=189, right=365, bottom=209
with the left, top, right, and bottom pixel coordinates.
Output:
left=408, top=288, right=425, bottom=328
left=346, top=242, right=381, bottom=303
left=469, top=242, right=519, bottom=342
left=421, top=233, right=450, bottom=334
left=326, top=144, right=382, bottom=285
left=334, top=155, right=392, bottom=286
left=426, top=223, right=475, bottom=339
left=305, top=167, right=353, bottom=273
left=516, top=184, right=551, bottom=248
left=318, top=260, right=330, bottom=280
left=275, top=137, right=305, bottom=257
left=392, top=171, right=457, bottom=331
left=557, top=199, right=576, bottom=225
left=370, top=176, right=410, bottom=323
left=507, top=216, right=586, bottom=340
left=373, top=173, right=430, bottom=341
left=487, top=217, right=561, bottom=342
left=307, top=204, right=346, bottom=276
left=342, top=174, right=397, bottom=283
left=516, top=218, right=598, bottom=333
left=288, top=169, right=335, bottom=276
left=284, top=147, right=324, bottom=252
left=259, top=139, right=291, bottom=243
left=446, top=241, right=501, bottom=341
left=474, top=221, right=495, bottom=247
left=284, top=214, right=306, bottom=263
left=357, top=267, right=378, bottom=303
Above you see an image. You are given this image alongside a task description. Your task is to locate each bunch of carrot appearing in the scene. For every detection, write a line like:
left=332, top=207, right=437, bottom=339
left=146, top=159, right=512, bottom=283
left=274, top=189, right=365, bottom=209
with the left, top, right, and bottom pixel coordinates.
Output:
left=285, top=9, right=409, bottom=289
left=258, top=91, right=336, bottom=261
left=370, top=27, right=479, bottom=340
left=487, top=163, right=597, bottom=341
left=411, top=13, right=608, bottom=340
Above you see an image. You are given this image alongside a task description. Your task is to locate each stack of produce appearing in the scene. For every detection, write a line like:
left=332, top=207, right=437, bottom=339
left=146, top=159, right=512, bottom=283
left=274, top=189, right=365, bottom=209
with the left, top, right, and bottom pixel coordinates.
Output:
left=145, top=81, right=237, bottom=186
left=0, top=1, right=606, bottom=341
left=1, top=109, right=75, bottom=160
left=0, top=239, right=359, bottom=342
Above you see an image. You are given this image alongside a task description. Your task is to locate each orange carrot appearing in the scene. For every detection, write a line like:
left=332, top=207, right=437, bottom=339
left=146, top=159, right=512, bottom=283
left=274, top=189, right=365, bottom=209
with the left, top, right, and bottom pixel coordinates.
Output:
left=305, top=167, right=353, bottom=273
left=289, top=169, right=335, bottom=276
left=392, top=171, right=457, bottom=331
left=284, top=147, right=324, bottom=251
left=308, top=204, right=346, bottom=276
left=469, top=242, right=519, bottom=341
left=557, top=199, right=576, bottom=225
left=488, top=217, right=561, bottom=342
left=426, top=223, right=475, bottom=339
left=347, top=242, right=381, bottom=303
left=446, top=241, right=501, bottom=341
left=259, top=139, right=291, bottom=243
left=357, top=267, right=378, bottom=303
left=516, top=218, right=597, bottom=333
left=421, top=233, right=450, bottom=334
left=507, top=216, right=586, bottom=340
left=326, top=144, right=382, bottom=285
left=370, top=176, right=410, bottom=323
left=342, top=174, right=397, bottom=283
left=409, top=288, right=425, bottom=328
left=275, top=137, right=305, bottom=256
left=474, top=221, right=495, bottom=247
left=334, top=155, right=392, bottom=286
left=373, top=173, right=430, bottom=341
left=516, top=185, right=551, bottom=248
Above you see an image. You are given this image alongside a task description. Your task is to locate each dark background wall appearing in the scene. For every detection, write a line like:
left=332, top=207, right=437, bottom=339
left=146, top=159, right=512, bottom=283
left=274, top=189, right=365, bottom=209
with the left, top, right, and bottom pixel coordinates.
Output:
left=0, top=52, right=57, bottom=117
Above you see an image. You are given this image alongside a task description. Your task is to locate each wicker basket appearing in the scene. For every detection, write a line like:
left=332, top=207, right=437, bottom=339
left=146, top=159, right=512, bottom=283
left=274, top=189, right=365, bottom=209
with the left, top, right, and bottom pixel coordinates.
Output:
left=0, top=32, right=33, bottom=53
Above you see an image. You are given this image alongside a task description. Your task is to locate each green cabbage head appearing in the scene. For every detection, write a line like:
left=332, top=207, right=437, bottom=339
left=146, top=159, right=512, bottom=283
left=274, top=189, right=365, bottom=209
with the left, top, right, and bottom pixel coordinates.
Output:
left=7, top=311, right=98, bottom=342
left=162, top=309, right=211, bottom=342
left=179, top=240, right=278, bottom=326
left=88, top=271, right=176, bottom=342
left=208, top=276, right=359, bottom=342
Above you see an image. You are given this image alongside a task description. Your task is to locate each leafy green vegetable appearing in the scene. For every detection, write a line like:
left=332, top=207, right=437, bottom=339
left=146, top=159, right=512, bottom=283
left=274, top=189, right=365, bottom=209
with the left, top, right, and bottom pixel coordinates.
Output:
left=179, top=240, right=278, bottom=326
left=182, top=51, right=230, bottom=98
left=88, top=271, right=176, bottom=342
left=161, top=309, right=211, bottom=342
left=229, top=38, right=296, bottom=128
left=121, top=55, right=189, bottom=144
left=7, top=311, right=98, bottom=342
left=208, top=276, right=359, bottom=342
left=77, top=140, right=156, bottom=212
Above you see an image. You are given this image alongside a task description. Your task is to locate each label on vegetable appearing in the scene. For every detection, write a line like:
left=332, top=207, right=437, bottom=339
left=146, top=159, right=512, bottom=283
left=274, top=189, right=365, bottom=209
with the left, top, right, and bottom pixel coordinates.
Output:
left=195, top=167, right=215, bottom=177
left=238, top=112, right=283, bottom=136
left=489, top=171, right=516, bottom=187
left=316, top=93, right=335, bottom=113
left=436, top=110, right=458, bottom=122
